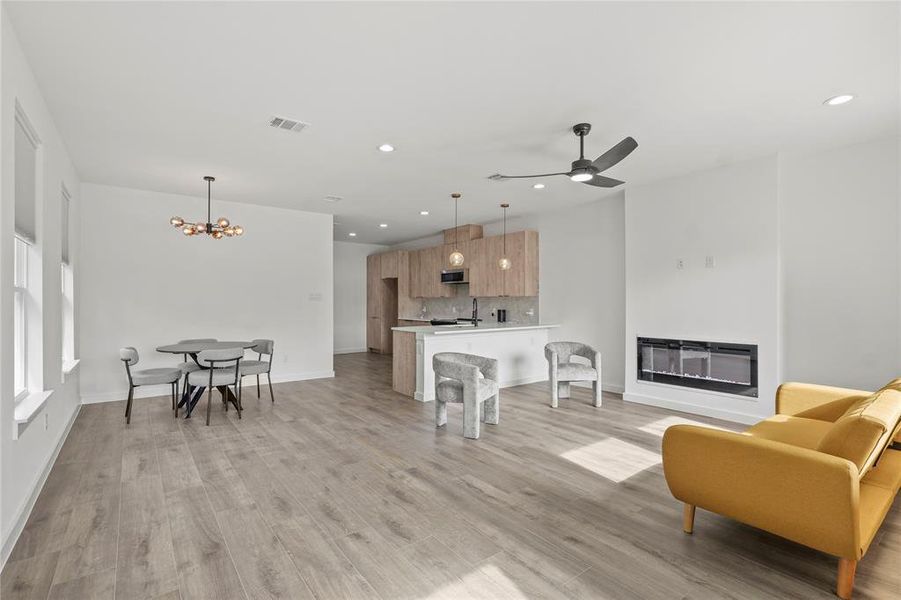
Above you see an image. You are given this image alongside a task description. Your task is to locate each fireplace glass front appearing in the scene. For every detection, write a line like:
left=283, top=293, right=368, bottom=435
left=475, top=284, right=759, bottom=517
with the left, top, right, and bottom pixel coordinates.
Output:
left=637, top=337, right=758, bottom=397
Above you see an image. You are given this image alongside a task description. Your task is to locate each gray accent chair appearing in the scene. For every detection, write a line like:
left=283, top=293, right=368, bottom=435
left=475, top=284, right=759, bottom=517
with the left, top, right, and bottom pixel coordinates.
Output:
left=120, top=347, right=182, bottom=424
left=187, top=347, right=243, bottom=425
left=177, top=338, right=217, bottom=396
left=433, top=352, right=499, bottom=439
left=239, top=339, right=274, bottom=402
left=544, top=342, right=602, bottom=408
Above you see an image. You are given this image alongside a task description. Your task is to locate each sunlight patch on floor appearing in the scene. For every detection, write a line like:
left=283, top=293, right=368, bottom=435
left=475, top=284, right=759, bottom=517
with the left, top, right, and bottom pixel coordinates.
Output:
left=560, top=437, right=661, bottom=483
left=637, top=415, right=729, bottom=437
left=420, top=564, right=529, bottom=600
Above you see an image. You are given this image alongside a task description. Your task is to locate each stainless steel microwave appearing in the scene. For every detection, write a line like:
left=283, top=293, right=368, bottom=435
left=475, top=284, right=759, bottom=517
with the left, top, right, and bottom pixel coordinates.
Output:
left=440, top=269, right=469, bottom=284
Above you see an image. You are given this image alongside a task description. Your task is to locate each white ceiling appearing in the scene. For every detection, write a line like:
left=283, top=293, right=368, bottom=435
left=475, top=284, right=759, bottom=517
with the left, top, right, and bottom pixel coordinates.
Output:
left=7, top=1, right=899, bottom=244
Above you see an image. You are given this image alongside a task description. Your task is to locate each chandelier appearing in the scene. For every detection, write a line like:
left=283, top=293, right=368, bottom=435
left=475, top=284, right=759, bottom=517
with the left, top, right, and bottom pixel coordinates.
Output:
left=169, top=176, right=244, bottom=239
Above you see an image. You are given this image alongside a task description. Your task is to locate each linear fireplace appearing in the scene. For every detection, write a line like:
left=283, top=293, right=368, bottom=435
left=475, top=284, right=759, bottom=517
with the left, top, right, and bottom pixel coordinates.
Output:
left=637, top=337, right=758, bottom=397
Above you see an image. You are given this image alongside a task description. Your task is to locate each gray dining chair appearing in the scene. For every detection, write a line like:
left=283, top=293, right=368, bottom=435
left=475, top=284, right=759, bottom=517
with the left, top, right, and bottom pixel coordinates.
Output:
left=239, top=339, right=275, bottom=402
left=176, top=338, right=217, bottom=396
left=544, top=341, right=602, bottom=408
left=433, top=352, right=499, bottom=439
left=187, top=347, right=243, bottom=425
left=120, top=347, right=182, bottom=424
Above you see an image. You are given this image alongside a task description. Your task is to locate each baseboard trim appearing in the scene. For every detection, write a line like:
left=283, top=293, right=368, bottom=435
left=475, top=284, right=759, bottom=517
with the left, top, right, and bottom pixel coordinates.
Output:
left=80, top=370, right=336, bottom=405
left=623, top=392, right=762, bottom=425
left=334, top=348, right=367, bottom=355
left=1, top=403, right=81, bottom=569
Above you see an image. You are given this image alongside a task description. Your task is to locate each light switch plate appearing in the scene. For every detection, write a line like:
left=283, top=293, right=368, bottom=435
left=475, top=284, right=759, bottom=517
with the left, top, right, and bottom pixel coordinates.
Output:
left=676, top=259, right=685, bottom=270
left=308, top=292, right=323, bottom=301
left=705, top=256, right=716, bottom=268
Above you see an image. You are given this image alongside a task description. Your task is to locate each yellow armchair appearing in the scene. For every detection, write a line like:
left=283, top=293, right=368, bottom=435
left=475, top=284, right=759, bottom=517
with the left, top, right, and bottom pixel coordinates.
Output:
left=662, top=381, right=901, bottom=599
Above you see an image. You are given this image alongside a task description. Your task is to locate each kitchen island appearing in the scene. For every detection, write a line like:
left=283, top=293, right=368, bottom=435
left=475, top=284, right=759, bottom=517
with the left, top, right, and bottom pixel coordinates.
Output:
left=392, top=323, right=559, bottom=401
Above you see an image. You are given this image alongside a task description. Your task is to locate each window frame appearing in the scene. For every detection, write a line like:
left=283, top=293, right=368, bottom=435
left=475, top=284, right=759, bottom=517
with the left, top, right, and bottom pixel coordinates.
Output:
left=14, top=235, right=30, bottom=403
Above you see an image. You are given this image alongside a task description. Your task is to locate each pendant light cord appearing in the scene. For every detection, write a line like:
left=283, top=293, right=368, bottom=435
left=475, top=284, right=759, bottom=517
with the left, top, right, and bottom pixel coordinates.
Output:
left=454, top=196, right=458, bottom=252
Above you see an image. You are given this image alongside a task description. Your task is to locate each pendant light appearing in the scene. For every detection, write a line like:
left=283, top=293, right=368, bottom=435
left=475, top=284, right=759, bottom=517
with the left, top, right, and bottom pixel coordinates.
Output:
left=498, top=203, right=512, bottom=270
left=448, top=192, right=465, bottom=267
left=169, top=176, right=244, bottom=239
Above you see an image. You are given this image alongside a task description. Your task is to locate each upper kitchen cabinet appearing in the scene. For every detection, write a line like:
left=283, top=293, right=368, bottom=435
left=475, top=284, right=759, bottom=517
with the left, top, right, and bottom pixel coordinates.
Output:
left=411, top=246, right=454, bottom=298
left=379, top=251, right=398, bottom=278
left=470, top=231, right=539, bottom=297
left=443, top=224, right=483, bottom=245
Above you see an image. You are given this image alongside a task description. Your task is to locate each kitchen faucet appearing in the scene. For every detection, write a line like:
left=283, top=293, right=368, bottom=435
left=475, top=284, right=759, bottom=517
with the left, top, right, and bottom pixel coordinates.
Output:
left=472, top=298, right=479, bottom=327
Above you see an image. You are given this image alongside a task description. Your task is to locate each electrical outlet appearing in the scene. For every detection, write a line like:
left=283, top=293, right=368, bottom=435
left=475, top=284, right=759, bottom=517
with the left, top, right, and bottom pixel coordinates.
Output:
left=676, top=259, right=685, bottom=270
left=705, top=256, right=716, bottom=268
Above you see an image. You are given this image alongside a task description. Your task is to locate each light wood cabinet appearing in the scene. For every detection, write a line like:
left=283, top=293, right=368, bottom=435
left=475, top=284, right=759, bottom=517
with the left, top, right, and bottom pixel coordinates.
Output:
left=366, top=253, right=399, bottom=353
left=469, top=231, right=538, bottom=297
left=443, top=224, right=483, bottom=245
left=366, top=254, right=381, bottom=317
left=411, top=246, right=453, bottom=298
left=379, top=251, right=398, bottom=279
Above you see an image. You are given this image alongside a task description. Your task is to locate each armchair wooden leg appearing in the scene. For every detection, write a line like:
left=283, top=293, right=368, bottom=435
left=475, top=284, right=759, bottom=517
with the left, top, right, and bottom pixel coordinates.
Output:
left=683, top=504, right=696, bottom=534
left=837, top=558, right=856, bottom=600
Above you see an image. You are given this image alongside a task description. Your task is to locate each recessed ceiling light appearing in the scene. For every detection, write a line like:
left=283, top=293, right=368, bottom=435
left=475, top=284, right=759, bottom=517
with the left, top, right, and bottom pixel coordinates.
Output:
left=420, top=211, right=429, bottom=216
left=379, top=223, right=388, bottom=228
left=378, top=144, right=395, bottom=152
left=533, top=183, right=545, bottom=189
left=348, top=232, right=357, bottom=237
left=824, top=94, right=854, bottom=106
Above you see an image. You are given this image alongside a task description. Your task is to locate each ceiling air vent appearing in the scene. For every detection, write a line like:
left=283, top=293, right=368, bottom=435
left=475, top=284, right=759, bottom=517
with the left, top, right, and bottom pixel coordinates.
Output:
left=269, top=116, right=309, bottom=133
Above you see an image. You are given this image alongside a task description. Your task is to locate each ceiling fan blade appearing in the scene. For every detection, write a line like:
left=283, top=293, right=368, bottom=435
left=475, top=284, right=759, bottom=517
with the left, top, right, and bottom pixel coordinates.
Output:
left=582, top=175, right=625, bottom=188
left=493, top=172, right=570, bottom=180
left=591, top=137, right=638, bottom=172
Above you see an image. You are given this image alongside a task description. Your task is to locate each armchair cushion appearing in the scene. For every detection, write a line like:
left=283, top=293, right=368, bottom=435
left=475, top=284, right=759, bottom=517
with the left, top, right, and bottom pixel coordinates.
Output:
left=745, top=415, right=834, bottom=450
left=556, top=362, right=598, bottom=382
left=818, top=388, right=901, bottom=473
left=436, top=378, right=498, bottom=404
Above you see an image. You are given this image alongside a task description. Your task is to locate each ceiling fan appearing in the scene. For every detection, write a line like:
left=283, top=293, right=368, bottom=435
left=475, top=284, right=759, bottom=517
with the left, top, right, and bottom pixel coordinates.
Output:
left=491, top=123, right=637, bottom=188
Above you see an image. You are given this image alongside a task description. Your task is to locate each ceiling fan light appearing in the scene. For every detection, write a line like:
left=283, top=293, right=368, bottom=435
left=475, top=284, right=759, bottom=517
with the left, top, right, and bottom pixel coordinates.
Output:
left=570, top=171, right=593, bottom=182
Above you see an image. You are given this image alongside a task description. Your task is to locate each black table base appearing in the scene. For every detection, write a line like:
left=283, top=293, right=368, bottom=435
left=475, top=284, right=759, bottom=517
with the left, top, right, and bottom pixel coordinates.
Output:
left=178, top=383, right=241, bottom=419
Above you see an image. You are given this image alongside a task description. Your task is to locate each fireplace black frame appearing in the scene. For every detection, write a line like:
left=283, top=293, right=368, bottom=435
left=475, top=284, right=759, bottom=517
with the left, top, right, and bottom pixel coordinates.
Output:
left=637, top=337, right=758, bottom=397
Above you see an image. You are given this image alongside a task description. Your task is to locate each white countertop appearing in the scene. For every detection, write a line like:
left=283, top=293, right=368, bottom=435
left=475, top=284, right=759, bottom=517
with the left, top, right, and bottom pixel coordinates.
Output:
left=392, top=323, right=559, bottom=335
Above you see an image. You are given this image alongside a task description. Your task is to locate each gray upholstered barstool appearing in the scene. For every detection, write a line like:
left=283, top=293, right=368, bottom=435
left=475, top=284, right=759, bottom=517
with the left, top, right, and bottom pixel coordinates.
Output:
left=433, top=352, right=499, bottom=439
left=120, top=347, right=182, bottom=424
left=187, top=347, right=243, bottom=425
left=176, top=338, right=217, bottom=396
left=239, top=339, right=275, bottom=402
left=544, top=342, right=602, bottom=408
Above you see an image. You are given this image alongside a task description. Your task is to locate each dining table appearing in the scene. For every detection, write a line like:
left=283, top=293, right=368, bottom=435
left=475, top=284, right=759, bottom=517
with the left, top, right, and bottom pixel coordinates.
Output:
left=156, top=340, right=256, bottom=418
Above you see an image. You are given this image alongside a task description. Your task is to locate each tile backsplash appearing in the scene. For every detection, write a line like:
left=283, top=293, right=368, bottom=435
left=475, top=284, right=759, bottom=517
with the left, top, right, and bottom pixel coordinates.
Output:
left=401, top=287, right=539, bottom=325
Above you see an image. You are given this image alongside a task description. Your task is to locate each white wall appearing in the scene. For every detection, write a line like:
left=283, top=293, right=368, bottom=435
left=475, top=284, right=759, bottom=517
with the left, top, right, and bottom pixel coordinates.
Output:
left=1, top=10, right=83, bottom=565
left=780, top=137, right=900, bottom=390
left=78, top=183, right=334, bottom=403
left=624, top=157, right=781, bottom=423
left=334, top=240, right=386, bottom=353
left=514, top=196, right=626, bottom=393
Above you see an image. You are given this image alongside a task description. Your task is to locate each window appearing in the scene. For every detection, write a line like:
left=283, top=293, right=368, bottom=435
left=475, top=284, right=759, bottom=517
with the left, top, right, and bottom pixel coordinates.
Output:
left=14, top=236, right=29, bottom=400
left=14, top=104, right=42, bottom=403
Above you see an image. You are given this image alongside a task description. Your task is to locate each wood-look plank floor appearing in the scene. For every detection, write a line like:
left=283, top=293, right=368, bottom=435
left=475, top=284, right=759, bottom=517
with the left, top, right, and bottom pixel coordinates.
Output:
left=3, top=352, right=899, bottom=599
